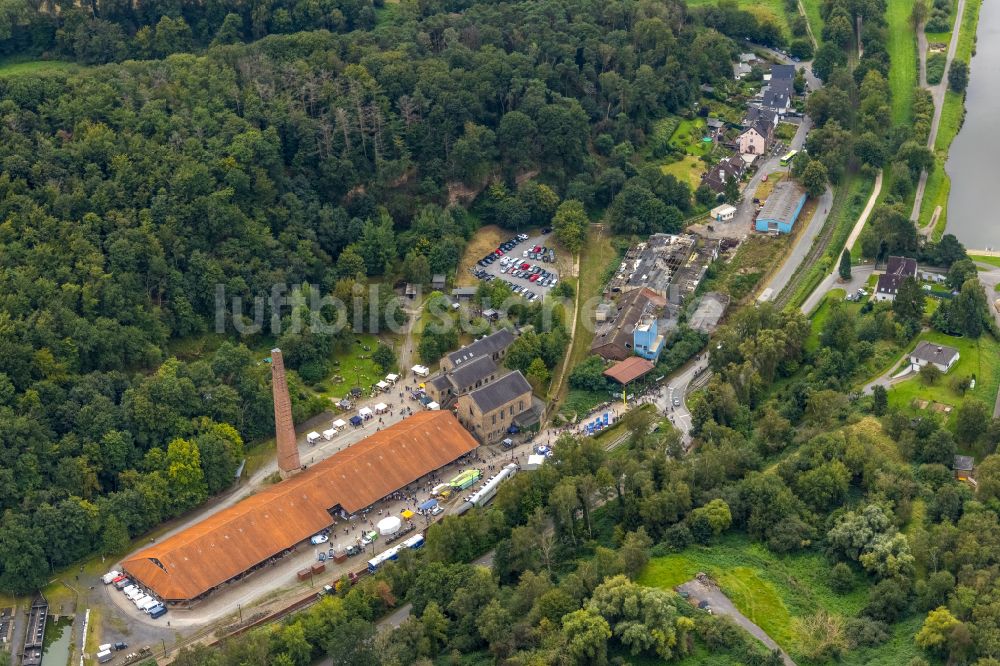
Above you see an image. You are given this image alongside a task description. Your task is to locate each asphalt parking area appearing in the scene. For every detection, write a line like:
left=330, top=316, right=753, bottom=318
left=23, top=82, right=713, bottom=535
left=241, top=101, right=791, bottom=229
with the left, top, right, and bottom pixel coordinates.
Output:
left=471, top=231, right=561, bottom=302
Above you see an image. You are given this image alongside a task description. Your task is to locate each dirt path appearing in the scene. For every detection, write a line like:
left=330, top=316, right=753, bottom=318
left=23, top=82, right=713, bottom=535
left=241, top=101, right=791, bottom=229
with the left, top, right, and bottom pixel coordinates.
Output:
left=797, top=0, right=818, bottom=48
left=678, top=579, right=796, bottom=666
left=545, top=241, right=583, bottom=424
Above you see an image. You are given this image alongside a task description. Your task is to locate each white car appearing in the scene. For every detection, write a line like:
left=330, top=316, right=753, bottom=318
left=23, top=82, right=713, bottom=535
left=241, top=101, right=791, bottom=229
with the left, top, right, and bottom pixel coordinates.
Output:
left=310, top=534, right=329, bottom=545
left=431, top=505, right=444, bottom=516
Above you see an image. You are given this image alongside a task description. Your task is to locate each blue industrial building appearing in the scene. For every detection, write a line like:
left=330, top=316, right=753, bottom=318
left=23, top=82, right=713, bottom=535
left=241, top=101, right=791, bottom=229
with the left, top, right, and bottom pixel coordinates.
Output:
left=632, top=314, right=665, bottom=362
left=755, top=181, right=807, bottom=234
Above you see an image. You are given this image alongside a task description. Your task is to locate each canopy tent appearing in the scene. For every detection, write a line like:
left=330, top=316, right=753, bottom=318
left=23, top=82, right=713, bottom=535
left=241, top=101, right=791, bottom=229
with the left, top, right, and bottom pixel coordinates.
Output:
left=332, top=419, right=347, bottom=428
left=349, top=415, right=363, bottom=426
left=524, top=454, right=547, bottom=469
left=359, top=407, right=373, bottom=417
left=376, top=381, right=390, bottom=390
left=374, top=402, right=388, bottom=413
left=322, top=428, right=337, bottom=440
left=411, top=365, right=429, bottom=377
left=426, top=401, right=440, bottom=411
left=385, top=373, right=399, bottom=383
left=306, top=431, right=321, bottom=442
left=400, top=509, right=414, bottom=519
left=418, top=498, right=438, bottom=511
left=376, top=516, right=402, bottom=536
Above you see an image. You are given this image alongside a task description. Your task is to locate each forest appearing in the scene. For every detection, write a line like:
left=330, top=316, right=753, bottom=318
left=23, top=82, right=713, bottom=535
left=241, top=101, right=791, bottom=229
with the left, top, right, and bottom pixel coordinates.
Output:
left=0, top=0, right=764, bottom=593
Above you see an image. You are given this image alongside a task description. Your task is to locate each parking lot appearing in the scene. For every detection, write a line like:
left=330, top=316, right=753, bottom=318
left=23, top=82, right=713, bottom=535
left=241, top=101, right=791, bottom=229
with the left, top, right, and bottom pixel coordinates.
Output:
left=469, top=231, right=561, bottom=302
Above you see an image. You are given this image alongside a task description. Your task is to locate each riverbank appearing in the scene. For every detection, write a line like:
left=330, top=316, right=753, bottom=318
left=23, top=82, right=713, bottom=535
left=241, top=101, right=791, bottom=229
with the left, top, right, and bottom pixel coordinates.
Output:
left=927, top=0, right=986, bottom=242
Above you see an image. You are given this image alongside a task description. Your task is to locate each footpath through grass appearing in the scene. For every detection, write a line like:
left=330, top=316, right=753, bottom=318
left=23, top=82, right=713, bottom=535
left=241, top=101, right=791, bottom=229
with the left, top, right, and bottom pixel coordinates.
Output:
left=799, top=0, right=825, bottom=43
left=887, top=0, right=919, bottom=125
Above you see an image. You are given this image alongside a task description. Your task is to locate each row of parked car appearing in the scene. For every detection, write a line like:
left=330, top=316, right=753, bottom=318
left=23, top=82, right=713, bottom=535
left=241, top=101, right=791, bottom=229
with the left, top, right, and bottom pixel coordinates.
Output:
left=103, top=570, right=168, bottom=619
left=499, top=257, right=558, bottom=288
left=523, top=244, right=556, bottom=262
left=477, top=233, right=529, bottom=267
left=498, top=280, right=540, bottom=301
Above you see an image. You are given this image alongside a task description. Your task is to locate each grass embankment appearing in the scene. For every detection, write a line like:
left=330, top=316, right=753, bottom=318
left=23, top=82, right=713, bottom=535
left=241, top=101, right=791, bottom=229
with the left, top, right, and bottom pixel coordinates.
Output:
left=786, top=173, right=875, bottom=308
left=970, top=254, right=1000, bottom=268
left=553, top=225, right=620, bottom=412
left=887, top=0, right=919, bottom=125
left=799, top=0, right=825, bottom=43
left=926, top=0, right=983, bottom=239
left=886, top=331, right=1000, bottom=423
left=455, top=225, right=505, bottom=286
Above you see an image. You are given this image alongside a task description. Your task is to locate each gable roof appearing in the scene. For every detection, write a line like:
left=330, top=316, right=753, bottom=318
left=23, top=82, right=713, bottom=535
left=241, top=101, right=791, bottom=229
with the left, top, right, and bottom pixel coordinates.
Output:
left=465, top=371, right=532, bottom=413
left=446, top=329, right=516, bottom=367
left=591, top=287, right=664, bottom=360
left=122, top=411, right=478, bottom=601
left=762, top=79, right=793, bottom=109
left=449, top=354, right=498, bottom=389
left=603, top=356, right=655, bottom=384
left=771, top=64, right=795, bottom=80
left=911, top=340, right=960, bottom=366
left=877, top=256, right=918, bottom=294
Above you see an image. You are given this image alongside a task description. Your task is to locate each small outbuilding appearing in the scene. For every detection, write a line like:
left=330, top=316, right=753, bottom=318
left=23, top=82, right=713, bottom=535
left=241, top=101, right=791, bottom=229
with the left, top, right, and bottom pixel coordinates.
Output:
left=603, top=357, right=656, bottom=385
left=710, top=204, right=737, bottom=222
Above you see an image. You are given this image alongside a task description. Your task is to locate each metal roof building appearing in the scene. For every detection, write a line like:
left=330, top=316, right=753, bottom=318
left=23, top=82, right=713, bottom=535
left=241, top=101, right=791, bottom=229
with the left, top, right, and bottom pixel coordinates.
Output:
left=122, top=411, right=478, bottom=603
left=755, top=180, right=807, bottom=234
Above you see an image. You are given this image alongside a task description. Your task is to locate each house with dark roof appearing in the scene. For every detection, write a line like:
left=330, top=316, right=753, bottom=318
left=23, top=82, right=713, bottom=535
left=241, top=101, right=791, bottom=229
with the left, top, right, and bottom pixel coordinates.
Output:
left=909, top=341, right=960, bottom=373
left=456, top=371, right=534, bottom=444
left=424, top=355, right=500, bottom=406
left=954, top=455, right=975, bottom=480
left=432, top=274, right=446, bottom=290
left=875, top=256, right=918, bottom=302
left=762, top=78, right=793, bottom=114
left=441, top=328, right=516, bottom=372
left=700, top=155, right=746, bottom=194
left=771, top=64, right=795, bottom=80
left=739, top=121, right=773, bottom=155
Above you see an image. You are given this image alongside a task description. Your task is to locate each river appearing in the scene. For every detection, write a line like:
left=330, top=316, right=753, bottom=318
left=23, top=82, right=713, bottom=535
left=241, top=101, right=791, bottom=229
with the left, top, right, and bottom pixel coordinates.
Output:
left=944, top=0, right=1000, bottom=251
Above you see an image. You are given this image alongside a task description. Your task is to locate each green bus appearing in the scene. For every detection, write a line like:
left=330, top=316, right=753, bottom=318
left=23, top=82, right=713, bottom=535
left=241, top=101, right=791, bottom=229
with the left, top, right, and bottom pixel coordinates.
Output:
left=449, top=469, right=482, bottom=490
left=779, top=150, right=798, bottom=166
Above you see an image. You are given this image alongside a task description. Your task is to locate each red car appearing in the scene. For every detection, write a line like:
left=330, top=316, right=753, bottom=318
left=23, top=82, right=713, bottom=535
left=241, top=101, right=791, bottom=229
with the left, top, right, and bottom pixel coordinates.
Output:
left=533, top=246, right=542, bottom=253
left=529, top=274, right=540, bottom=282
left=520, top=262, right=530, bottom=270
left=494, top=249, right=503, bottom=256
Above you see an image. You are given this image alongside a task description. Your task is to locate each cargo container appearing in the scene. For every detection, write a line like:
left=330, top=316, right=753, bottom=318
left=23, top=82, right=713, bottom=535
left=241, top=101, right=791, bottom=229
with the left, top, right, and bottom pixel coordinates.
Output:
left=297, top=569, right=312, bottom=582
left=310, top=562, right=326, bottom=575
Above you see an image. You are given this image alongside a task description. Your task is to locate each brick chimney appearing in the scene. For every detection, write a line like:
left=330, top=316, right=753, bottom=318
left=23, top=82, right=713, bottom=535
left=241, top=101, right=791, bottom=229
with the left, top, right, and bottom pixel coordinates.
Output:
left=270, top=348, right=301, bottom=478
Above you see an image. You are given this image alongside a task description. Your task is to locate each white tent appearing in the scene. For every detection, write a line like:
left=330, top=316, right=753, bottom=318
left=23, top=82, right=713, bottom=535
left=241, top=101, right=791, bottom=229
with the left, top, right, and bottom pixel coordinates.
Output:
left=332, top=419, right=347, bottom=428
left=385, top=373, right=399, bottom=383
left=411, top=365, right=429, bottom=377
left=322, top=428, right=337, bottom=440
left=374, top=402, right=388, bottom=413
left=306, top=431, right=321, bottom=444
left=426, top=401, right=440, bottom=411
left=377, top=516, right=402, bottom=536
left=376, top=380, right=390, bottom=391
left=359, top=406, right=373, bottom=417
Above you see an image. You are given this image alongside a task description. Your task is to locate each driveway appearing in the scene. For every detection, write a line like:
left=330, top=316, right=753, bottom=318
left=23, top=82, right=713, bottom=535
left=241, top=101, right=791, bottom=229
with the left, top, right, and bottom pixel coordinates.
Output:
left=799, top=264, right=875, bottom=314
left=677, top=578, right=796, bottom=666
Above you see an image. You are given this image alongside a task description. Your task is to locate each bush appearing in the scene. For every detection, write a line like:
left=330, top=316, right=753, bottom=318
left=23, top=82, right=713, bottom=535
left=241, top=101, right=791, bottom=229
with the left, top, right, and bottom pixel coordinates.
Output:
left=569, top=356, right=611, bottom=392
left=829, top=562, right=855, bottom=593
left=926, top=52, right=946, bottom=84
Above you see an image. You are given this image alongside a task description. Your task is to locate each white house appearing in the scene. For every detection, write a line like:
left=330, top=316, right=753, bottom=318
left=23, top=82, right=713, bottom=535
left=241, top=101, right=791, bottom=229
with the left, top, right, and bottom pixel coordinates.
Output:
left=874, top=256, right=918, bottom=301
left=738, top=125, right=770, bottom=155
left=909, top=341, right=960, bottom=373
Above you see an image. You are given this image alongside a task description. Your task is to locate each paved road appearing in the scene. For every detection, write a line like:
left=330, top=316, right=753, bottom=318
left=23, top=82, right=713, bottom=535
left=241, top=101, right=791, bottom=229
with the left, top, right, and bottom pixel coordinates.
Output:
left=758, top=184, right=834, bottom=302
left=912, top=0, right=969, bottom=224
left=678, top=579, right=795, bottom=666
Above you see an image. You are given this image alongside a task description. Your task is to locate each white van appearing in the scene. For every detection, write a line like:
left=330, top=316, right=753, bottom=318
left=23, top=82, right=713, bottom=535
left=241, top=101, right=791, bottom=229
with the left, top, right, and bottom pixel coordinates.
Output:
left=122, top=584, right=135, bottom=595
left=140, top=597, right=159, bottom=613
left=98, top=643, right=112, bottom=652
left=97, top=649, right=113, bottom=663
left=101, top=571, right=120, bottom=585
left=134, top=594, right=150, bottom=607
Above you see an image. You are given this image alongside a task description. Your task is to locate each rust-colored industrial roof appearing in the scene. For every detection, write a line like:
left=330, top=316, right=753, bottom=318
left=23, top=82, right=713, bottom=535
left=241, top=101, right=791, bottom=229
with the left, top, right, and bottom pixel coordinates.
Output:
left=122, top=411, right=478, bottom=602
left=603, top=356, right=655, bottom=384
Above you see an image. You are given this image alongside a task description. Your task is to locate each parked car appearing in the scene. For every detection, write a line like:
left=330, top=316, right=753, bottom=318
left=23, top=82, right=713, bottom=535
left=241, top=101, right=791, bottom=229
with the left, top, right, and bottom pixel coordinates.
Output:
left=311, top=534, right=329, bottom=545
left=541, top=227, right=551, bottom=234
left=673, top=397, right=681, bottom=407
left=431, top=505, right=444, bottom=516
left=113, top=642, right=128, bottom=651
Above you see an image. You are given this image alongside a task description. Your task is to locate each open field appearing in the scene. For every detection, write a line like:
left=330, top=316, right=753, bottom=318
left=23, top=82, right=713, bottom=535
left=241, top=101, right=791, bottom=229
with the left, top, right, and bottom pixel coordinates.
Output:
left=317, top=332, right=387, bottom=399
left=661, top=155, right=706, bottom=190
left=639, top=536, right=870, bottom=659
left=703, top=235, right=791, bottom=303
left=886, top=331, right=1000, bottom=420
left=919, top=163, right=949, bottom=234
left=0, top=58, right=79, bottom=77
left=887, top=0, right=919, bottom=125
left=686, top=0, right=793, bottom=37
